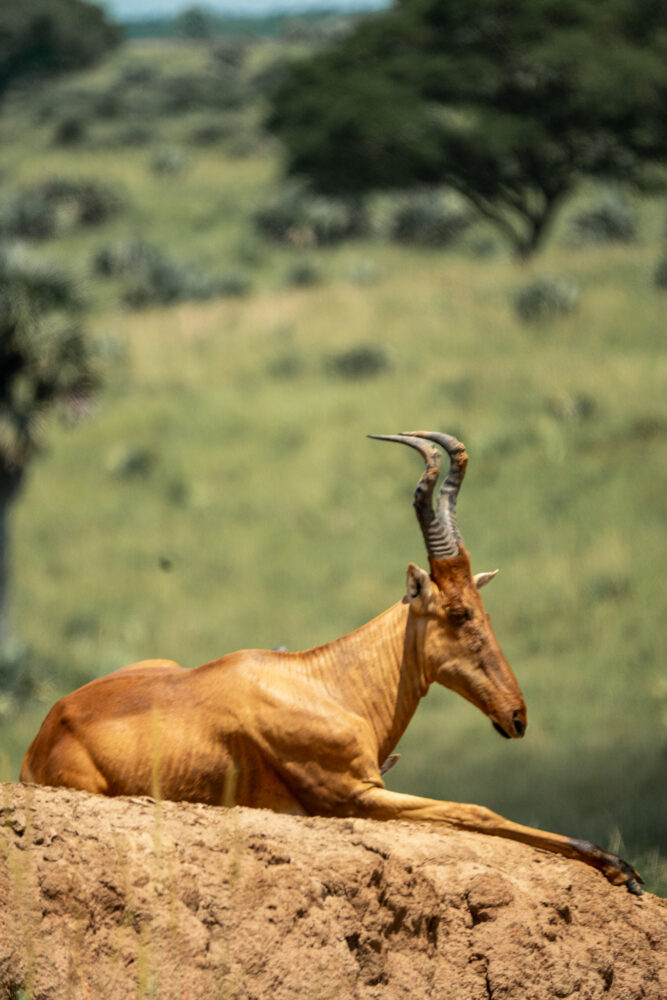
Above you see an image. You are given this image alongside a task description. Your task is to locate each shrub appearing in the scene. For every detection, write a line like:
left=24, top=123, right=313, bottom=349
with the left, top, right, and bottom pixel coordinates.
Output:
left=252, top=186, right=366, bottom=247
left=211, top=40, right=246, bottom=71
left=0, top=190, right=57, bottom=239
left=327, top=345, right=390, bottom=380
left=120, top=63, right=155, bottom=85
left=52, top=115, right=88, bottom=146
left=302, top=197, right=365, bottom=246
left=122, top=256, right=198, bottom=309
left=38, top=178, right=120, bottom=225
left=93, top=86, right=123, bottom=119
left=190, top=121, right=228, bottom=146
left=107, top=444, right=156, bottom=479
left=387, top=188, right=471, bottom=247
left=0, top=243, right=82, bottom=311
left=284, top=260, right=323, bottom=288
left=161, top=71, right=243, bottom=114
left=0, top=178, right=120, bottom=240
left=567, top=192, right=637, bottom=246
left=216, top=270, right=252, bottom=298
left=0, top=640, right=39, bottom=716
left=117, top=248, right=250, bottom=309
left=653, top=254, right=667, bottom=289
left=92, top=239, right=161, bottom=277
left=513, top=276, right=579, bottom=324
left=113, top=125, right=153, bottom=147
left=545, top=392, right=596, bottom=423
left=150, top=147, right=190, bottom=175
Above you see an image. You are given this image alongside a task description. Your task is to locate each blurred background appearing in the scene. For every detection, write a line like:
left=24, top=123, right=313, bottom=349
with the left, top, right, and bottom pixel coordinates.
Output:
left=0, top=0, right=665, bottom=891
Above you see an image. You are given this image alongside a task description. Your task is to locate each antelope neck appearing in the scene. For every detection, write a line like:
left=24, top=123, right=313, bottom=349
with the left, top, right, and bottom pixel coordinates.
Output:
left=301, top=601, right=430, bottom=764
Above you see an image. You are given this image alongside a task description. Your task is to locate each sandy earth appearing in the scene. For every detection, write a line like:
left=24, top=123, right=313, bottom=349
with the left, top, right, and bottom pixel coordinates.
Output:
left=0, top=783, right=665, bottom=1000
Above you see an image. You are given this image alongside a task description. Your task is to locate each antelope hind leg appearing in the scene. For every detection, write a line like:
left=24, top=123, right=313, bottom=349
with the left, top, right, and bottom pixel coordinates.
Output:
left=353, top=785, right=643, bottom=893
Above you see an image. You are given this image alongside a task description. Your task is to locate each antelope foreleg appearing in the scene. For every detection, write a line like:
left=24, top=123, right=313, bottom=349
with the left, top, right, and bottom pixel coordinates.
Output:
left=353, top=785, right=643, bottom=893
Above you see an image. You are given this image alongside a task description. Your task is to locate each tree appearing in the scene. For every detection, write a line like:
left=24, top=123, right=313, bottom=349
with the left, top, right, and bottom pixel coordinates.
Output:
left=0, top=0, right=120, bottom=101
left=0, top=248, right=98, bottom=648
left=176, top=7, right=218, bottom=41
left=268, top=0, right=667, bottom=258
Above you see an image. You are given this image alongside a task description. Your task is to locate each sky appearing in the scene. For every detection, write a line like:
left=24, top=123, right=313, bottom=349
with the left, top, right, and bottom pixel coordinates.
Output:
left=103, top=0, right=389, bottom=21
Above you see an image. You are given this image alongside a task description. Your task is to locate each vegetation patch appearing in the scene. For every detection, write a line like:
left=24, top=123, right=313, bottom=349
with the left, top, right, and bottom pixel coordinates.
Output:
left=385, top=188, right=471, bottom=247
left=0, top=178, right=120, bottom=240
left=513, top=275, right=579, bottom=324
left=567, top=192, right=638, bottom=247
left=326, top=345, right=391, bottom=380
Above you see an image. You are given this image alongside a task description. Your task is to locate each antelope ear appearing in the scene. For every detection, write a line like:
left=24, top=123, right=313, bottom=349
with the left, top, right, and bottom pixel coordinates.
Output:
left=404, top=563, right=432, bottom=608
left=474, top=569, right=499, bottom=590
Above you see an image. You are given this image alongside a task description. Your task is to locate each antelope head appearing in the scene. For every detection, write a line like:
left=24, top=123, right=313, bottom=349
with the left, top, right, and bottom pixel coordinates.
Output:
left=370, top=430, right=527, bottom=740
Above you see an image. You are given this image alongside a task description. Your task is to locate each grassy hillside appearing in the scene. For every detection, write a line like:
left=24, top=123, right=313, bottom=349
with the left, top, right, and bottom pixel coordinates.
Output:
left=1, top=41, right=665, bottom=893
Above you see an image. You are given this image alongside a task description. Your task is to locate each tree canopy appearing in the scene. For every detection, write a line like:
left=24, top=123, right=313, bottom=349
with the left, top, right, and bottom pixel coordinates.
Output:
left=268, top=0, right=667, bottom=256
left=0, top=0, right=120, bottom=101
left=0, top=249, right=98, bottom=646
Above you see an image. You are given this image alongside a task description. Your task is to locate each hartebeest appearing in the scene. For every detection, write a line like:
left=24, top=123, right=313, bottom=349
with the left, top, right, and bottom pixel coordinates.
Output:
left=21, top=431, right=642, bottom=892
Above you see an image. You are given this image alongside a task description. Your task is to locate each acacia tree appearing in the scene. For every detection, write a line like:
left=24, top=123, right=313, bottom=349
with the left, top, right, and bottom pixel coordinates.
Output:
left=0, top=252, right=98, bottom=649
left=268, top=0, right=667, bottom=258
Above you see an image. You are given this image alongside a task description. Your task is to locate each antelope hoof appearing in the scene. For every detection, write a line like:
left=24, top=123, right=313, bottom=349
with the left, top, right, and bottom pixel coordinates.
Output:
left=573, top=839, right=644, bottom=892
left=604, top=853, right=644, bottom=894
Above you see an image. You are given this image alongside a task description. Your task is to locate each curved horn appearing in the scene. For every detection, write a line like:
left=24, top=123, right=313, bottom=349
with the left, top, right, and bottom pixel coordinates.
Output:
left=368, top=432, right=459, bottom=559
left=405, top=430, right=467, bottom=548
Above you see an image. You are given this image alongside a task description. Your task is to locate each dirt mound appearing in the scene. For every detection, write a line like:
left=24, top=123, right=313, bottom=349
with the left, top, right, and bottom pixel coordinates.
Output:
left=1, top=784, right=665, bottom=1000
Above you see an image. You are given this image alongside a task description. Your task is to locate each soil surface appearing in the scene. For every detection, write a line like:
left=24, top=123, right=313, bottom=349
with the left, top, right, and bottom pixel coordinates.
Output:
left=1, top=783, right=665, bottom=1000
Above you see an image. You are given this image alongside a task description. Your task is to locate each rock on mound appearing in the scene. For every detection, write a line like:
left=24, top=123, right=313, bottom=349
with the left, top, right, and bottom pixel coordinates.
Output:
left=1, top=784, right=665, bottom=1000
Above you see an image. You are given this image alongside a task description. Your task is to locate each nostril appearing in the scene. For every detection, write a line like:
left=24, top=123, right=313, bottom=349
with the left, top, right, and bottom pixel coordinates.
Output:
left=513, top=713, right=526, bottom=737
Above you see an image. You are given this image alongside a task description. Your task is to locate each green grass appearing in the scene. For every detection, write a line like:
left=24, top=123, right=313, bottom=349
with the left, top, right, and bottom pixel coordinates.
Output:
left=1, top=40, right=666, bottom=895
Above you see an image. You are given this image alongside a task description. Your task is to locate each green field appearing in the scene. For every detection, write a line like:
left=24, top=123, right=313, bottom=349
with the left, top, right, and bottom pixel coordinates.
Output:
left=1, top=40, right=666, bottom=893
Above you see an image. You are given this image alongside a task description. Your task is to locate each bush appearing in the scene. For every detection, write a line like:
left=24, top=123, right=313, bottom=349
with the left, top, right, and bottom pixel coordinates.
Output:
left=545, top=392, right=596, bottom=423
left=106, top=444, right=156, bottom=480
left=120, top=63, right=155, bottom=86
left=252, top=186, right=366, bottom=247
left=284, top=260, right=323, bottom=288
left=0, top=640, right=39, bottom=718
left=0, top=178, right=120, bottom=240
left=0, top=243, right=82, bottom=311
left=93, top=86, right=123, bottom=119
left=567, top=192, right=637, bottom=246
left=38, top=177, right=120, bottom=225
left=92, top=239, right=161, bottom=278
left=211, top=40, right=246, bottom=72
left=0, top=190, right=57, bottom=239
left=161, top=71, right=243, bottom=114
left=190, top=121, right=229, bottom=146
left=113, top=125, right=154, bottom=147
left=115, top=247, right=251, bottom=309
left=122, top=257, right=200, bottom=309
left=216, top=270, right=252, bottom=298
left=653, top=254, right=667, bottom=289
left=326, top=345, right=390, bottom=380
left=386, top=189, right=471, bottom=247
left=150, top=147, right=190, bottom=175
left=52, top=114, right=88, bottom=146
left=513, top=276, right=579, bottom=324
